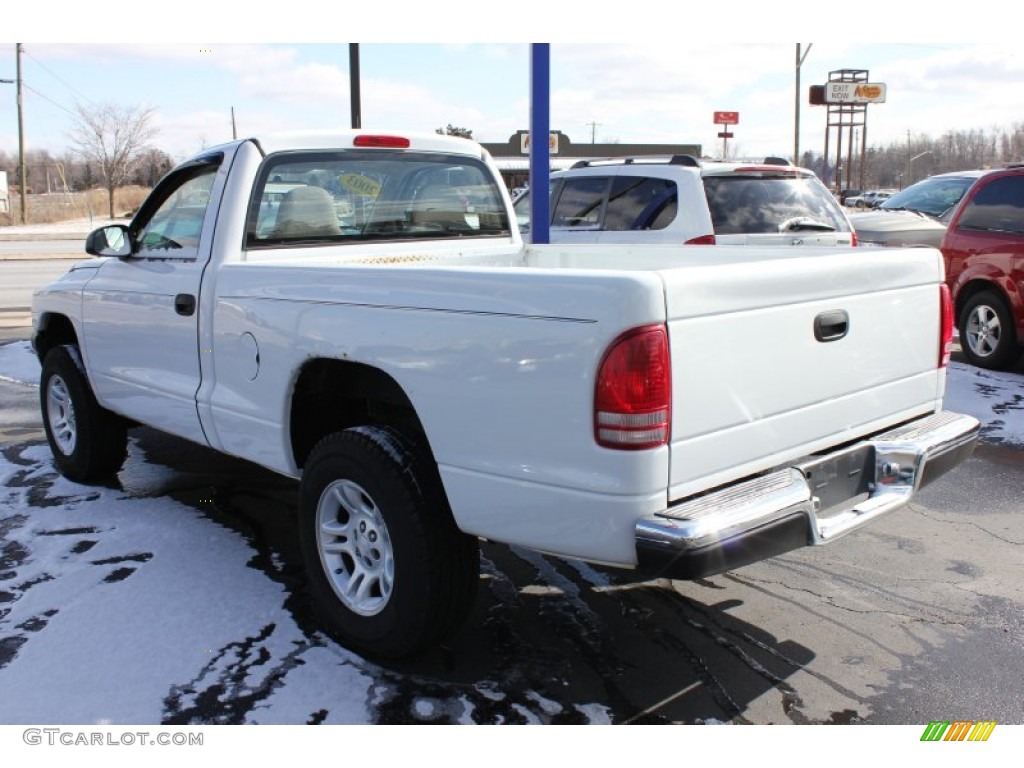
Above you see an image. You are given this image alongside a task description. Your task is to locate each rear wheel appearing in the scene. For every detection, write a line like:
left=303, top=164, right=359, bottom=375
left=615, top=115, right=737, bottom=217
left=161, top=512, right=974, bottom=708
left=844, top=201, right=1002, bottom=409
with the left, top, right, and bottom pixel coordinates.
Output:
left=40, top=344, right=128, bottom=483
left=959, top=291, right=1020, bottom=371
left=298, top=426, right=479, bottom=659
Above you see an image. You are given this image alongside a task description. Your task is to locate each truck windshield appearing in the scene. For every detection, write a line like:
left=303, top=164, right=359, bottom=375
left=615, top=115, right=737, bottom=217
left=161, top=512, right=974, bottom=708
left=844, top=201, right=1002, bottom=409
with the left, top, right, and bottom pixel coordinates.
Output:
left=246, top=150, right=511, bottom=248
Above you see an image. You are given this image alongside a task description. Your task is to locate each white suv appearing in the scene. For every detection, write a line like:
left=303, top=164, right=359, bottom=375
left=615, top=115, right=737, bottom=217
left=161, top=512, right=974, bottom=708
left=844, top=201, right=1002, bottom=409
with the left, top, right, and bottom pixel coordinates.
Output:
left=513, top=155, right=857, bottom=247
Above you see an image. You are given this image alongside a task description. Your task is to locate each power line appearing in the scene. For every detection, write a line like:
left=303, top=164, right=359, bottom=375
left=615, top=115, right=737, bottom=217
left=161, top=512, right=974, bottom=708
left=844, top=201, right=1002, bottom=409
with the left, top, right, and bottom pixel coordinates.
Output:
left=22, top=47, right=94, bottom=107
left=22, top=82, right=77, bottom=117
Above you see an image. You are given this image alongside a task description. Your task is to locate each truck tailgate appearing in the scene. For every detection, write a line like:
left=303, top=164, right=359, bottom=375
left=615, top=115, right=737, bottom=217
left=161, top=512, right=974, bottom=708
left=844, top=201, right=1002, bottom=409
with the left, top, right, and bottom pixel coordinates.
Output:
left=659, top=246, right=946, bottom=500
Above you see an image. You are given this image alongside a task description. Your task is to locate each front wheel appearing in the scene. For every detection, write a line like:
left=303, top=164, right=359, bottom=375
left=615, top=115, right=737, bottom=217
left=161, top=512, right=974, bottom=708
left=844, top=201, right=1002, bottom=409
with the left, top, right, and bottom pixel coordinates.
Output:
left=297, top=427, right=479, bottom=659
left=40, top=344, right=128, bottom=483
left=958, top=291, right=1020, bottom=371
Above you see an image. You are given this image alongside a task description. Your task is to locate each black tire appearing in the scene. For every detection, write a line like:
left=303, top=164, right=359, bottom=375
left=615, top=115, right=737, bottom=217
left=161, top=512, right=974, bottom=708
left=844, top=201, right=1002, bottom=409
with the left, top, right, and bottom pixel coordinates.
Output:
left=40, top=344, right=128, bottom=483
left=297, top=426, right=479, bottom=659
left=958, top=291, right=1020, bottom=371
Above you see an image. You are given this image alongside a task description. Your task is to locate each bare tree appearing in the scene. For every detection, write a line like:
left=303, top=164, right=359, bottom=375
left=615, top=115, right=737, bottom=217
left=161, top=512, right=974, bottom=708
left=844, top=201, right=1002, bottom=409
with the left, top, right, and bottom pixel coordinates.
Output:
left=436, top=124, right=473, bottom=139
left=68, top=102, right=158, bottom=218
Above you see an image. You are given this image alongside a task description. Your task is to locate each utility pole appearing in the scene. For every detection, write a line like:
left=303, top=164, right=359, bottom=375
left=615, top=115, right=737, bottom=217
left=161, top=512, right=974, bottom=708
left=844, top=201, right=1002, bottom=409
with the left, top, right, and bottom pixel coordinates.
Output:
left=349, top=44, right=361, bottom=129
left=16, top=43, right=27, bottom=224
left=586, top=120, right=601, bottom=144
left=231, top=106, right=237, bottom=140
left=794, top=43, right=811, bottom=166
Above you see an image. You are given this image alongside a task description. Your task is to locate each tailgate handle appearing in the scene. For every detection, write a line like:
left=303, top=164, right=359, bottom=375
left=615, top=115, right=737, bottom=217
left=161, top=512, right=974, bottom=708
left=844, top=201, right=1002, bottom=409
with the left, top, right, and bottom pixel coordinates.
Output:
left=814, top=310, right=849, bottom=342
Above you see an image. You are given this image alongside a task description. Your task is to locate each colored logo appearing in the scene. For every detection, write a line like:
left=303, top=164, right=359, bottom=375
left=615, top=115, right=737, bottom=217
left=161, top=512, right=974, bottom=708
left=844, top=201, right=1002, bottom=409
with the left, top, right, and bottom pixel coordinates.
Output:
left=921, top=721, right=997, bottom=742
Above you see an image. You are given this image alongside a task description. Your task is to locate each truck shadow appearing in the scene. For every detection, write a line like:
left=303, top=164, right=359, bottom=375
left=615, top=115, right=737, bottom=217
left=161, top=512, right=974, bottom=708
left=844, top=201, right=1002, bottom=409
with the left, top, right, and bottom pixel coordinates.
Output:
left=128, top=426, right=820, bottom=725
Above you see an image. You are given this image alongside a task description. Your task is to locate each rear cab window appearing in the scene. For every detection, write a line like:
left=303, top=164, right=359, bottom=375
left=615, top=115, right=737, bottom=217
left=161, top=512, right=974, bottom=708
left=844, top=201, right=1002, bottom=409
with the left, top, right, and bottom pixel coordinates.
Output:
left=245, top=150, right=511, bottom=249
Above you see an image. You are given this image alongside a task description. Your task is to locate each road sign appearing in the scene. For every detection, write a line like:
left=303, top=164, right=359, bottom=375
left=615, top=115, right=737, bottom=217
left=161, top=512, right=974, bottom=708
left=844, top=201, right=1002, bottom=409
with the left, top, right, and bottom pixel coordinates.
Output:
left=717, top=132, right=734, bottom=139
left=824, top=82, right=886, bottom=104
left=714, top=111, right=739, bottom=125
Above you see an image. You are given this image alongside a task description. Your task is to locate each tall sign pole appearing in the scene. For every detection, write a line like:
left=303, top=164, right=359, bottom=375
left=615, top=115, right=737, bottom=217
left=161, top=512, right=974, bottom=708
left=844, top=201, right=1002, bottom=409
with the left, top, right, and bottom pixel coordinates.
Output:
left=349, top=44, right=361, bottom=129
left=528, top=43, right=550, bottom=245
left=714, top=111, right=739, bottom=158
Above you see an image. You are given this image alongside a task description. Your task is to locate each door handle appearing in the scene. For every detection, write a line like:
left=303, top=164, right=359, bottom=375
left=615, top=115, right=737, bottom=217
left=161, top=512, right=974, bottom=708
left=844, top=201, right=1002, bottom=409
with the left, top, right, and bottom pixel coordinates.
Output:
left=814, top=310, right=849, bottom=342
left=174, top=293, right=196, bottom=317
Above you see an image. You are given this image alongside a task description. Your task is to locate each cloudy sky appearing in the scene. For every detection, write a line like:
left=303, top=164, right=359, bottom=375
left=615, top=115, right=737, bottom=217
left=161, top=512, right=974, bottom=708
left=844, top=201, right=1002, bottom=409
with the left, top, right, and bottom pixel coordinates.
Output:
left=3, top=8, right=1021, bottom=164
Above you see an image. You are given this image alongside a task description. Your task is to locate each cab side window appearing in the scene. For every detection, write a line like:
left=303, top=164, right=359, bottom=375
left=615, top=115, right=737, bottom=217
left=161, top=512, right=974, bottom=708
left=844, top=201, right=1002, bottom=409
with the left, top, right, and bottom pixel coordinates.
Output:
left=552, top=177, right=607, bottom=228
left=604, top=176, right=676, bottom=231
left=957, top=176, right=1024, bottom=234
left=133, top=162, right=221, bottom=258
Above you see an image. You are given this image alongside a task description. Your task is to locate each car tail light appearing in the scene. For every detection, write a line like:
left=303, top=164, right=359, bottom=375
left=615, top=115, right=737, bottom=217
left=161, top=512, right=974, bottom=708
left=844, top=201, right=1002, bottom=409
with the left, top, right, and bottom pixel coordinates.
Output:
left=851, top=230, right=859, bottom=247
left=939, top=284, right=954, bottom=368
left=595, top=325, right=671, bottom=449
left=685, top=234, right=716, bottom=245
left=353, top=135, right=411, bottom=148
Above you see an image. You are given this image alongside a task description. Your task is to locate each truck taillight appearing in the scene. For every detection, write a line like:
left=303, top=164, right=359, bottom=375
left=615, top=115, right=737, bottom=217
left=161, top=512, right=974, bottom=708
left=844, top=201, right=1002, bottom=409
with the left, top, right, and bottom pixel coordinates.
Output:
left=595, top=325, right=671, bottom=450
left=939, top=283, right=954, bottom=368
left=353, top=135, right=411, bottom=148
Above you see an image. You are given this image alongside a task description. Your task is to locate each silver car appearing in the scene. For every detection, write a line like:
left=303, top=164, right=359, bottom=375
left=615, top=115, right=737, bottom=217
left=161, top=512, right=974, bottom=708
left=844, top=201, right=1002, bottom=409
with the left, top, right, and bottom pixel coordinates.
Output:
left=849, top=171, right=985, bottom=248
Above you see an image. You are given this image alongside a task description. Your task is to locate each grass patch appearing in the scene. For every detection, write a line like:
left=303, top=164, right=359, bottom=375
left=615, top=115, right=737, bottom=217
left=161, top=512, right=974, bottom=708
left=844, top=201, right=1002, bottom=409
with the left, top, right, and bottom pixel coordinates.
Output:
left=1, top=187, right=152, bottom=226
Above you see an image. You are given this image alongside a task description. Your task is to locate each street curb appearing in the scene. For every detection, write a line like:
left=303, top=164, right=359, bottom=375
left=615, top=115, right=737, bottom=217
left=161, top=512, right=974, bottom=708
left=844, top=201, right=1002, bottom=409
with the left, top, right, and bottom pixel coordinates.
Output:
left=0, top=233, right=90, bottom=242
left=0, top=253, right=86, bottom=261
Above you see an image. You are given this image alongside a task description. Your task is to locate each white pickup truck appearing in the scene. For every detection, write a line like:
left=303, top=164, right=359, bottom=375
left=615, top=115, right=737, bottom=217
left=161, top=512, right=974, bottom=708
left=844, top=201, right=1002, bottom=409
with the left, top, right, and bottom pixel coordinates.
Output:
left=32, top=131, right=979, bottom=659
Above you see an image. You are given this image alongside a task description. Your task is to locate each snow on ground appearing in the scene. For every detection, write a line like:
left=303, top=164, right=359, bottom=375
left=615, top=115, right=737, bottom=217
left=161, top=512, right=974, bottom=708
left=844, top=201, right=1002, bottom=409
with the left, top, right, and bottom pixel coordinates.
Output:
left=0, top=341, right=41, bottom=388
left=0, top=441, right=376, bottom=724
left=944, top=361, right=1024, bottom=447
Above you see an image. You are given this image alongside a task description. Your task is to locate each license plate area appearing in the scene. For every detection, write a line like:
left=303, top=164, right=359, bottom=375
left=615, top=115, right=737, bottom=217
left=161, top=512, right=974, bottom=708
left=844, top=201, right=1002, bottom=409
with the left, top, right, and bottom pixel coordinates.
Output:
left=797, top=444, right=875, bottom=516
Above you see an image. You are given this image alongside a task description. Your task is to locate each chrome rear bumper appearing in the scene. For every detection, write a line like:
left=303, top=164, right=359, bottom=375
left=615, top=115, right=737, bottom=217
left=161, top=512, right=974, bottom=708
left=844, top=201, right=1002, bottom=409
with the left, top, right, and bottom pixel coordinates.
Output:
left=636, top=411, right=980, bottom=579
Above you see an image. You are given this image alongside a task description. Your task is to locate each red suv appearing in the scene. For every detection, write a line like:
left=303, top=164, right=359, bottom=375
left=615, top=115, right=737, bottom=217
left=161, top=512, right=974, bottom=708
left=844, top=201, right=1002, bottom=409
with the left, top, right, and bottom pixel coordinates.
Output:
left=942, top=165, right=1024, bottom=371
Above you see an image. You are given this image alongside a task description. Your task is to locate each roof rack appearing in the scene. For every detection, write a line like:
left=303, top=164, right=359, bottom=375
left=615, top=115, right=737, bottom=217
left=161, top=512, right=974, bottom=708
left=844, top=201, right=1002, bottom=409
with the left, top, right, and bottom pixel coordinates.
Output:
left=704, top=156, right=795, bottom=166
left=569, top=154, right=701, bottom=170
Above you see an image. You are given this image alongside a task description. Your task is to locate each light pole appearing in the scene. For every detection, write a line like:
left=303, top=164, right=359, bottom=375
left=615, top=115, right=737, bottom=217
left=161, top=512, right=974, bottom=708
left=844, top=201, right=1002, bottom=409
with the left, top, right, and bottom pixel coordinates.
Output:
left=0, top=76, right=10, bottom=220
left=907, top=150, right=932, bottom=186
left=3, top=45, right=27, bottom=223
left=794, top=43, right=812, bottom=164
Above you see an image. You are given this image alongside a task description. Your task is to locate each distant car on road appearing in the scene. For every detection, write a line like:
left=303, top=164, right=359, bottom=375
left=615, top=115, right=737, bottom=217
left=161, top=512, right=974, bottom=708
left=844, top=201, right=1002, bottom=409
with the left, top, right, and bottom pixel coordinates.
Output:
left=849, top=170, right=986, bottom=248
left=848, top=189, right=895, bottom=209
left=942, top=164, right=1024, bottom=370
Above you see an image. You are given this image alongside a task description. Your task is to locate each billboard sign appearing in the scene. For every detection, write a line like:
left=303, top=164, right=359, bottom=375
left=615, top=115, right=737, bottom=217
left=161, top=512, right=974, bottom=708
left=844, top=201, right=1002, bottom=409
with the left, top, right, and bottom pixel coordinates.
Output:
left=825, top=82, right=887, bottom=104
left=520, top=132, right=560, bottom=154
left=714, top=111, right=739, bottom=125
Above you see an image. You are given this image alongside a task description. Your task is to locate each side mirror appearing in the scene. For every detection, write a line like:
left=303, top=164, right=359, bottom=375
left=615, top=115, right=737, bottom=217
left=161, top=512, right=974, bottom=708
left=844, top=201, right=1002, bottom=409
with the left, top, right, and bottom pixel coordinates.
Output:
left=85, top=225, right=132, bottom=258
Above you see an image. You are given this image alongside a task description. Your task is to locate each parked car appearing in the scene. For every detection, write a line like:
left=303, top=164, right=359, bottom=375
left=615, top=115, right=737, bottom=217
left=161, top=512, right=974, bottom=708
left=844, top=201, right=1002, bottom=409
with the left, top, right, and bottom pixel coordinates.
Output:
left=839, top=188, right=863, bottom=206
left=849, top=170, right=986, bottom=248
left=848, top=189, right=894, bottom=209
left=942, top=164, right=1024, bottom=370
left=513, top=155, right=857, bottom=247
